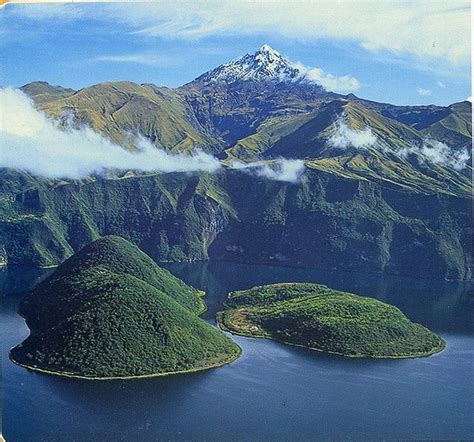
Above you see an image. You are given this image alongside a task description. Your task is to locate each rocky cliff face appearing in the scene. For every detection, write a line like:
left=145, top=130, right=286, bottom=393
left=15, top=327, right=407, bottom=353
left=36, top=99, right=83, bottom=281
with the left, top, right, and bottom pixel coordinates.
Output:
left=1, top=170, right=470, bottom=280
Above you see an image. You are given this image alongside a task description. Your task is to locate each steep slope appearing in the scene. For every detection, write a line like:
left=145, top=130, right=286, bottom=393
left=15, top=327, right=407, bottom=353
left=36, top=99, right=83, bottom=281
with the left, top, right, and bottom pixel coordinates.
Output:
left=1, top=170, right=470, bottom=280
left=262, top=99, right=422, bottom=158
left=5, top=45, right=471, bottom=281
left=217, top=283, right=445, bottom=358
left=223, top=98, right=470, bottom=197
left=180, top=45, right=330, bottom=143
left=222, top=113, right=315, bottom=162
left=196, top=44, right=303, bottom=84
left=11, top=236, right=240, bottom=378
left=181, top=78, right=329, bottom=144
left=23, top=81, right=224, bottom=154
left=39, top=235, right=207, bottom=314
left=419, top=101, right=472, bottom=148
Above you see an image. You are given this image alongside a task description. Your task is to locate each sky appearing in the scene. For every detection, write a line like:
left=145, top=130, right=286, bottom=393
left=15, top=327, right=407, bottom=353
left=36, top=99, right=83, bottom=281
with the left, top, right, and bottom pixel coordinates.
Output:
left=0, top=0, right=471, bottom=106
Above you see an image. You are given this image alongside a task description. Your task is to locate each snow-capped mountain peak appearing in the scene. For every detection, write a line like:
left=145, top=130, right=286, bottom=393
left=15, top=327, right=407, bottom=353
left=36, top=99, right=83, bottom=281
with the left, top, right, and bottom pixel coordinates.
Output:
left=196, top=44, right=303, bottom=84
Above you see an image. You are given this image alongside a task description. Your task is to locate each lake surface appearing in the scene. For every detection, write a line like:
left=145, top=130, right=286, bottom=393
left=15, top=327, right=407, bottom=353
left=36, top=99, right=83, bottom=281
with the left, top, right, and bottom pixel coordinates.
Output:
left=1, top=262, right=473, bottom=441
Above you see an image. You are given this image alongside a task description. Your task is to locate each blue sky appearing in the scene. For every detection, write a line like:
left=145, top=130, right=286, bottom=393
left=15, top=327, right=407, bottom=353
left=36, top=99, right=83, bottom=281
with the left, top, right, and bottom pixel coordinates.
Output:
left=0, top=1, right=471, bottom=106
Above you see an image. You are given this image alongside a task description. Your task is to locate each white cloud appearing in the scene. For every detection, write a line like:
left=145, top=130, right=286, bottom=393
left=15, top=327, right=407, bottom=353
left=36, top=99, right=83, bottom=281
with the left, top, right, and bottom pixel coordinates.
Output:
left=328, top=118, right=377, bottom=149
left=292, top=62, right=359, bottom=93
left=417, top=88, right=432, bottom=96
left=420, top=139, right=470, bottom=170
left=0, top=87, right=306, bottom=183
left=230, top=159, right=306, bottom=183
left=81, top=1, right=469, bottom=66
left=436, top=81, right=446, bottom=88
left=0, top=88, right=221, bottom=179
left=92, top=53, right=179, bottom=67
left=466, top=96, right=473, bottom=102
left=6, top=1, right=469, bottom=65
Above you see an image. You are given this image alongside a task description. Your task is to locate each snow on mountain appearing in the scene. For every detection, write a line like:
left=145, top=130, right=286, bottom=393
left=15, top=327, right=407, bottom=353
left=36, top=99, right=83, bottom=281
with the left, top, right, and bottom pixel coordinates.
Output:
left=196, top=44, right=305, bottom=84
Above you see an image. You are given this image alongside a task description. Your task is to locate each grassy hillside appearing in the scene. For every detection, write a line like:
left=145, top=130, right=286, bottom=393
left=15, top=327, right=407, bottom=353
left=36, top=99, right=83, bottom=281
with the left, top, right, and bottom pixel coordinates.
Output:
left=11, top=236, right=240, bottom=378
left=24, top=81, right=224, bottom=154
left=225, top=99, right=471, bottom=197
left=227, top=99, right=424, bottom=160
left=20, top=81, right=75, bottom=104
left=218, top=283, right=445, bottom=358
left=420, top=101, right=472, bottom=148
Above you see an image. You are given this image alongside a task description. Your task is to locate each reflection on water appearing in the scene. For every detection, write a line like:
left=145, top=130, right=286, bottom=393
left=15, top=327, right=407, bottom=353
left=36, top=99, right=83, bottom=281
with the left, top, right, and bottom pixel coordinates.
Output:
left=0, top=265, right=54, bottom=296
left=163, top=260, right=474, bottom=333
left=2, top=261, right=473, bottom=441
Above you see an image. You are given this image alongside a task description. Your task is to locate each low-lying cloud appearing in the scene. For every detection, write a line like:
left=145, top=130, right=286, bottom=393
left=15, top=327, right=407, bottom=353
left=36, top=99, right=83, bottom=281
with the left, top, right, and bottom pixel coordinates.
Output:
left=292, top=62, right=360, bottom=93
left=328, top=118, right=377, bottom=149
left=230, top=159, right=306, bottom=183
left=0, top=88, right=221, bottom=179
left=420, top=139, right=470, bottom=170
left=0, top=88, right=306, bottom=183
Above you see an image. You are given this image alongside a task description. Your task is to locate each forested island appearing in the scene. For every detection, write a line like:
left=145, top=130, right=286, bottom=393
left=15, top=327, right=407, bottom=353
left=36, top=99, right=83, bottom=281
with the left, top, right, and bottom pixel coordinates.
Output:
left=9, top=236, right=446, bottom=380
left=217, top=283, right=445, bottom=358
left=10, top=236, right=240, bottom=379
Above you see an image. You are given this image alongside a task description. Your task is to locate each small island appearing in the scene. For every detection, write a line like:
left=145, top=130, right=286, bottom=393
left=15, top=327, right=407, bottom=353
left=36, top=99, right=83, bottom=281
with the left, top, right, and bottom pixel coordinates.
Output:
left=217, top=283, right=445, bottom=359
left=10, top=236, right=240, bottom=379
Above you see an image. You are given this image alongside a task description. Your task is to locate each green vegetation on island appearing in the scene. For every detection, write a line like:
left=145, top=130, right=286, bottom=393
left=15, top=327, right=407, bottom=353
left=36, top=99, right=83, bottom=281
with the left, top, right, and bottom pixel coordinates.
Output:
left=217, top=283, right=445, bottom=358
left=10, top=236, right=240, bottom=379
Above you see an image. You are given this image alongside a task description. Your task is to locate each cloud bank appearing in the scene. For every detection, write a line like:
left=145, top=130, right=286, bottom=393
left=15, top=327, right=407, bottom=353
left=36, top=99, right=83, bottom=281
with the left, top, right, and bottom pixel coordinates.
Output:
left=230, top=159, right=306, bottom=183
left=0, top=88, right=306, bottom=182
left=292, top=62, right=360, bottom=93
left=328, top=119, right=377, bottom=149
left=0, top=88, right=221, bottom=179
left=420, top=140, right=470, bottom=170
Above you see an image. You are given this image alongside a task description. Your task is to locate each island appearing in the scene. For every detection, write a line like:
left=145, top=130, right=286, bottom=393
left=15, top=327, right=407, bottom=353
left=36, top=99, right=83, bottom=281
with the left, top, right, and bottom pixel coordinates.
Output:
left=10, top=236, right=241, bottom=379
left=217, top=283, right=445, bottom=358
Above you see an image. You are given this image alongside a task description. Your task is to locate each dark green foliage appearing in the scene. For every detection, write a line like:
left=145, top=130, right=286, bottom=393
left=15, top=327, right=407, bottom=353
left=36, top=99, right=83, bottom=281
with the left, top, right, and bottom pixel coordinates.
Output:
left=29, top=235, right=207, bottom=315
left=0, top=168, right=471, bottom=280
left=11, top=236, right=240, bottom=378
left=218, top=283, right=445, bottom=358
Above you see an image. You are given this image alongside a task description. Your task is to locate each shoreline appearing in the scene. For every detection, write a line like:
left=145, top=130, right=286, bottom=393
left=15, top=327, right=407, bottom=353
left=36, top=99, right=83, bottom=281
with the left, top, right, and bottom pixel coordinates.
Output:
left=9, top=289, right=241, bottom=381
left=9, top=345, right=242, bottom=381
left=216, top=312, right=446, bottom=360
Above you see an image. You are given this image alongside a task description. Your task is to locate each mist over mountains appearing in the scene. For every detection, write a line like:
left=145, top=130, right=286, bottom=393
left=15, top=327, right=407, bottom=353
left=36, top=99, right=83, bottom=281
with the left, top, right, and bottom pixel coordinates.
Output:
left=1, top=45, right=472, bottom=279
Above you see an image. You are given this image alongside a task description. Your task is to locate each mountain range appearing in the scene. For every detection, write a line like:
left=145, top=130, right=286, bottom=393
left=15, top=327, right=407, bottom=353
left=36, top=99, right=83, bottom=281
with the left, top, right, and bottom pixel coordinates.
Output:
left=1, top=45, right=472, bottom=279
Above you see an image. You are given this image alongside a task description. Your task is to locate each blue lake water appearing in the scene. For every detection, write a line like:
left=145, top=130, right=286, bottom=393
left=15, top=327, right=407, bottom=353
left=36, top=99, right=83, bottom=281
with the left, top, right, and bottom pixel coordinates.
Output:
left=1, top=262, right=473, bottom=441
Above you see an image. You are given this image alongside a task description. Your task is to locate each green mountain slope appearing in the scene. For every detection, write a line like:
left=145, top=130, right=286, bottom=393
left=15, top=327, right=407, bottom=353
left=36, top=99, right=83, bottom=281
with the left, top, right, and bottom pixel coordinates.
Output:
left=261, top=99, right=423, bottom=159
left=180, top=79, right=331, bottom=144
left=23, top=81, right=224, bottom=153
left=1, top=170, right=470, bottom=280
left=10, top=236, right=240, bottom=378
left=222, top=113, right=314, bottom=162
left=223, top=98, right=470, bottom=197
left=6, top=72, right=471, bottom=281
left=20, top=81, right=75, bottom=104
left=420, top=101, right=472, bottom=148
left=217, top=283, right=445, bottom=358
